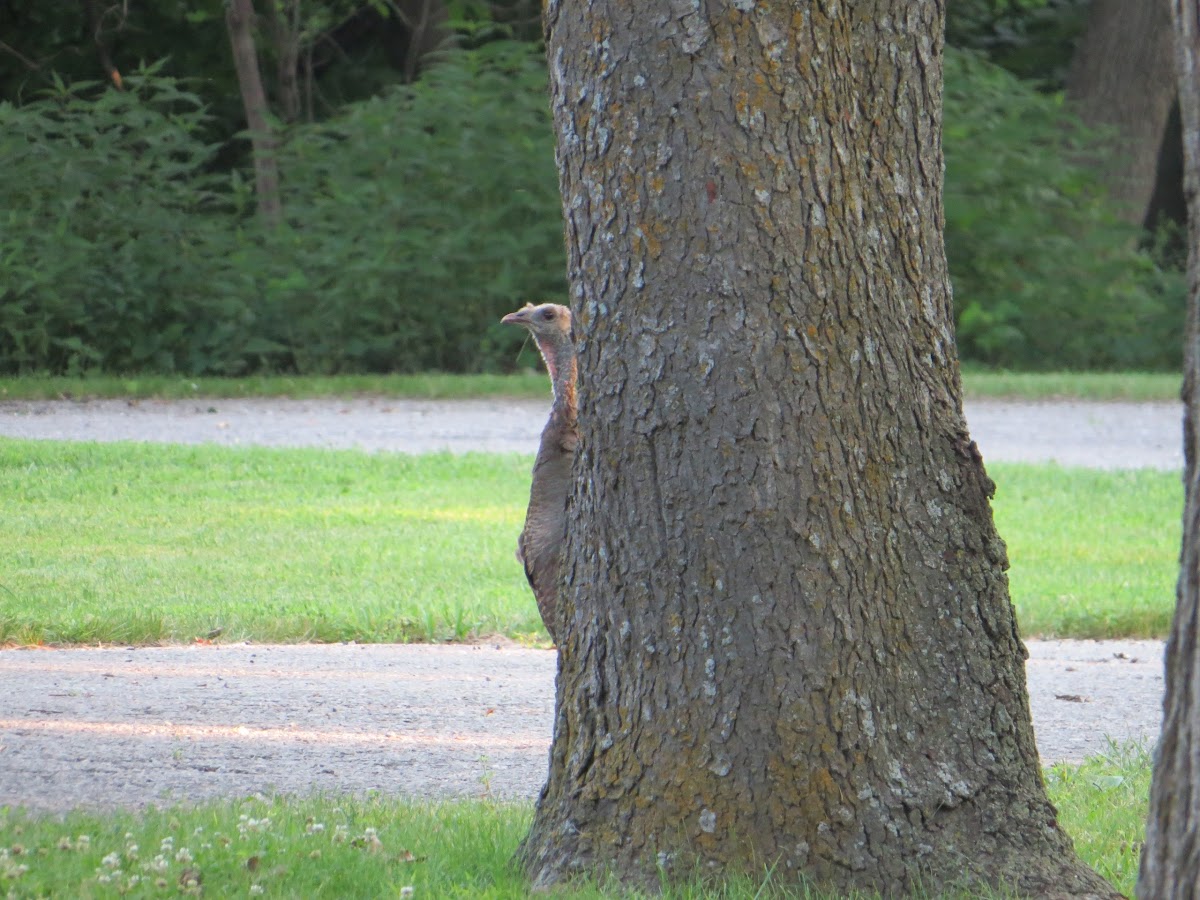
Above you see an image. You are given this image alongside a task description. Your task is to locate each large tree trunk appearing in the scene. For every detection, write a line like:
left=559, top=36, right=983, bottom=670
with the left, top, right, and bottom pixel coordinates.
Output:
left=1137, top=2, right=1200, bottom=896
left=1065, top=0, right=1182, bottom=230
left=226, top=0, right=282, bottom=225
left=519, top=1, right=1118, bottom=896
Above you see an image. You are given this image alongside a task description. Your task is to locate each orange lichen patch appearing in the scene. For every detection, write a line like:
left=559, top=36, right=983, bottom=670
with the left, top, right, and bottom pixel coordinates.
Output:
left=636, top=223, right=664, bottom=260
left=734, top=90, right=751, bottom=121
left=738, top=160, right=760, bottom=179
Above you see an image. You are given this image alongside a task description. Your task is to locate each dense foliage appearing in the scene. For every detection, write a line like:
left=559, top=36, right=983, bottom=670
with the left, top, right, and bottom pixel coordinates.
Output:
left=0, top=45, right=563, bottom=375
left=943, top=49, right=1184, bottom=370
left=947, top=0, right=1092, bottom=87
left=0, top=2, right=1185, bottom=375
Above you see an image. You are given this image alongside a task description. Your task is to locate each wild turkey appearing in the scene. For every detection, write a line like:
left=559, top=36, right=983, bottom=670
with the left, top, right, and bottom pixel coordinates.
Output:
left=501, top=302, right=577, bottom=643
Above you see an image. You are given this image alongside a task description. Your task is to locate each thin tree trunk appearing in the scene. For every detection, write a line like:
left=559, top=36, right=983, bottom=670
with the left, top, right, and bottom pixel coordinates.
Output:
left=389, top=0, right=449, bottom=83
left=264, top=0, right=303, bottom=123
left=226, top=0, right=282, bottom=225
left=519, top=1, right=1119, bottom=896
left=1137, top=2, right=1200, bottom=895
left=82, top=0, right=123, bottom=89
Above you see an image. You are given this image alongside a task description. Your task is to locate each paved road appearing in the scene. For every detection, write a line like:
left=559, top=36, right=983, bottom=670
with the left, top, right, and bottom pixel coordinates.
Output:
left=0, top=640, right=1166, bottom=814
left=0, top=397, right=1184, bottom=469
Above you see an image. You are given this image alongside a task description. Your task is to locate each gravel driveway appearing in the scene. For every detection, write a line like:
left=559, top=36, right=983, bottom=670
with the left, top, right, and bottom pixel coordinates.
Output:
left=0, top=397, right=1180, bottom=813
left=0, top=396, right=1184, bottom=468
left=0, top=640, right=1166, bottom=814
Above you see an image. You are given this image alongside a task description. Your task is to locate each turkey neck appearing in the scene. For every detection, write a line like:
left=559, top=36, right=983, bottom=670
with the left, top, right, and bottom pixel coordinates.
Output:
left=537, top=336, right=578, bottom=422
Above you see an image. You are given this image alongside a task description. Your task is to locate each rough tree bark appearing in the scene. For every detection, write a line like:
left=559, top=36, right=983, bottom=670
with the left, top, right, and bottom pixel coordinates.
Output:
left=1137, top=4, right=1200, bottom=896
left=226, top=0, right=282, bottom=224
left=1065, top=0, right=1181, bottom=229
left=518, top=1, right=1120, bottom=896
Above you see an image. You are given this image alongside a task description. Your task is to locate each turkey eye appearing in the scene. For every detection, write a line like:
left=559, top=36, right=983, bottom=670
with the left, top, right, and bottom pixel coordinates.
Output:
left=541, top=309, right=555, bottom=320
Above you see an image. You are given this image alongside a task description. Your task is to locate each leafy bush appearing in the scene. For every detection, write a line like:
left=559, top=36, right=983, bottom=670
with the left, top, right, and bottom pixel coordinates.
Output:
left=243, top=38, right=566, bottom=373
left=0, top=45, right=563, bottom=376
left=947, top=0, right=1091, bottom=87
left=943, top=48, right=1184, bottom=371
left=0, top=67, right=257, bottom=375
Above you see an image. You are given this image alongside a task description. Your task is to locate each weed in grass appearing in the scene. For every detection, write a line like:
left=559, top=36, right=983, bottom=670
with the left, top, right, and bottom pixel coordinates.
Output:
left=0, top=748, right=1145, bottom=898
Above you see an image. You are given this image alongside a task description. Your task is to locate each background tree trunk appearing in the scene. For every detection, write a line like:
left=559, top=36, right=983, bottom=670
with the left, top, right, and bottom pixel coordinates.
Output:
left=226, top=0, right=282, bottom=224
left=394, top=0, right=449, bottom=84
left=264, top=0, right=303, bottom=123
left=1065, top=0, right=1182, bottom=230
left=1137, top=2, right=1200, bottom=895
left=520, top=1, right=1118, bottom=896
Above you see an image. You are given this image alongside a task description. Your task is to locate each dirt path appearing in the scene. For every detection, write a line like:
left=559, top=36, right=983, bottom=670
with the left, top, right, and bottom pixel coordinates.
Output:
left=0, top=640, right=1165, bottom=814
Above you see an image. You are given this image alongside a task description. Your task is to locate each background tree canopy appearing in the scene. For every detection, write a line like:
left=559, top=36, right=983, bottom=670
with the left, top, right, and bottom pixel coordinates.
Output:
left=0, top=0, right=1184, bottom=375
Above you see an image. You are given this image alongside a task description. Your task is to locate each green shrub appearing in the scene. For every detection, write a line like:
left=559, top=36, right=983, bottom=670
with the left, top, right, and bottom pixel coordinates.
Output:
left=0, top=67, right=258, bottom=375
left=947, top=0, right=1091, bottom=87
left=0, top=45, right=563, bottom=376
left=943, top=48, right=1185, bottom=371
left=0, top=43, right=1184, bottom=376
left=244, top=38, right=566, bottom=373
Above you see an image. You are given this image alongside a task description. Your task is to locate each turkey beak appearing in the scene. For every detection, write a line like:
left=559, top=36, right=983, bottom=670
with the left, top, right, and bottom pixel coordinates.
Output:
left=501, top=311, right=528, bottom=326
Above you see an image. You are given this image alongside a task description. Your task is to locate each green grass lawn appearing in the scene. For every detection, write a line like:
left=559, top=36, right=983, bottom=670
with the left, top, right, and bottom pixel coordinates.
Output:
left=992, top=463, right=1181, bottom=638
left=0, top=439, right=1181, bottom=645
left=0, top=370, right=1183, bottom=402
left=0, top=442, right=540, bottom=645
left=0, top=744, right=1153, bottom=897
left=959, top=369, right=1180, bottom=402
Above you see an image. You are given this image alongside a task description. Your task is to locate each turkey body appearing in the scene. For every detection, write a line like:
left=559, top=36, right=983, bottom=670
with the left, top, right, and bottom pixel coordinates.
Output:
left=501, top=302, right=577, bottom=643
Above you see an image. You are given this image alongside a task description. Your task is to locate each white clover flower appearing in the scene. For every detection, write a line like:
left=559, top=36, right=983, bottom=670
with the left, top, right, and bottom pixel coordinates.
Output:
left=146, top=854, right=170, bottom=874
left=400, top=887, right=414, bottom=898
left=101, top=852, right=122, bottom=869
left=250, top=885, right=264, bottom=896
left=175, top=848, right=193, bottom=864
